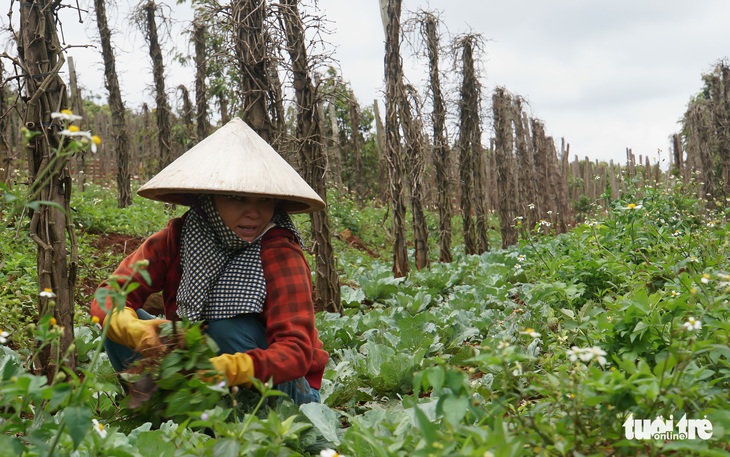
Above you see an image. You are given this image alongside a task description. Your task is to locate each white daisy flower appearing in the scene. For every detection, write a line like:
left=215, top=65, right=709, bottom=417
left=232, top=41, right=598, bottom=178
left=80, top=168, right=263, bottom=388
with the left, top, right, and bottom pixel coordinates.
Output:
left=51, top=110, right=83, bottom=122
left=320, top=450, right=341, bottom=457
left=39, top=288, right=56, bottom=298
left=682, top=317, right=702, bottom=332
left=91, top=419, right=107, bottom=439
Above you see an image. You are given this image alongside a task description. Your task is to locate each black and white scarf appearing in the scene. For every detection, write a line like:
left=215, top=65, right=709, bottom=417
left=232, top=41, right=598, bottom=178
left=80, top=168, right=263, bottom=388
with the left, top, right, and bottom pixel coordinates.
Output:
left=176, top=195, right=300, bottom=321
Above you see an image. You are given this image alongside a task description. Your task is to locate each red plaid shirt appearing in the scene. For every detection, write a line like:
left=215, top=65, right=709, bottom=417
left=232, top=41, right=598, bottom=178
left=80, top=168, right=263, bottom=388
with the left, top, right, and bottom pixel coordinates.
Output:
left=90, top=215, right=329, bottom=389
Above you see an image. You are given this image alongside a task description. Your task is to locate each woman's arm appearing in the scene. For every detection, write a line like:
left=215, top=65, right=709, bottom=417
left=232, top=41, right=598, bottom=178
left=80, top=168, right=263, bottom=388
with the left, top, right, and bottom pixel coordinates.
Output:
left=90, top=218, right=182, bottom=325
left=247, top=228, right=317, bottom=384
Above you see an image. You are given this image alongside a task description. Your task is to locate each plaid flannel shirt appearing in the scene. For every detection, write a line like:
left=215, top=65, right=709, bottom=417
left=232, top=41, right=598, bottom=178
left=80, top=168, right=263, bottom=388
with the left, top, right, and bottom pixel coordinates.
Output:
left=90, top=214, right=329, bottom=389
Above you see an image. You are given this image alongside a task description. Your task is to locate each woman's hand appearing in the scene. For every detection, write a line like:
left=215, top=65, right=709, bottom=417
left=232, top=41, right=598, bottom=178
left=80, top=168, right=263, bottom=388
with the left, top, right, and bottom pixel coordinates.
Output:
left=105, top=306, right=169, bottom=355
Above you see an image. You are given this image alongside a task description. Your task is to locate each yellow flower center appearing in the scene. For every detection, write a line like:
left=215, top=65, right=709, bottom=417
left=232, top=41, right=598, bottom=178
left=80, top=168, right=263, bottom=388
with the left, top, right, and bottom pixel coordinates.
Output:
left=61, top=109, right=74, bottom=116
left=43, top=287, right=53, bottom=293
left=68, top=125, right=80, bottom=132
left=92, top=135, right=102, bottom=145
left=49, top=317, right=57, bottom=326
left=627, top=203, right=636, bottom=209
left=91, top=316, right=100, bottom=324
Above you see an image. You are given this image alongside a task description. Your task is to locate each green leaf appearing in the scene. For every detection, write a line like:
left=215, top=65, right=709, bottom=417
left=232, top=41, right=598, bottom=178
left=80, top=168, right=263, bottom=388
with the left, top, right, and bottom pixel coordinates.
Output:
left=379, top=352, right=420, bottom=392
left=412, top=405, right=436, bottom=444
left=300, top=402, right=341, bottom=445
left=0, top=434, right=24, bottom=456
left=212, top=438, right=240, bottom=457
left=155, top=372, right=186, bottom=390
left=423, top=366, right=445, bottom=393
left=631, top=321, right=649, bottom=342
left=159, top=352, right=184, bottom=379
left=708, top=344, right=730, bottom=364
left=138, top=269, right=152, bottom=286
left=94, top=288, right=110, bottom=308
left=341, top=285, right=366, bottom=308
left=360, top=341, right=394, bottom=379
left=445, top=369, right=466, bottom=395
left=63, top=406, right=92, bottom=449
left=24, top=200, right=65, bottom=212
left=184, top=324, right=203, bottom=348
left=163, top=387, right=210, bottom=418
left=440, top=395, right=469, bottom=427
left=652, top=352, right=677, bottom=378
left=48, top=383, right=73, bottom=410
left=136, top=432, right=176, bottom=457
left=0, top=347, right=22, bottom=381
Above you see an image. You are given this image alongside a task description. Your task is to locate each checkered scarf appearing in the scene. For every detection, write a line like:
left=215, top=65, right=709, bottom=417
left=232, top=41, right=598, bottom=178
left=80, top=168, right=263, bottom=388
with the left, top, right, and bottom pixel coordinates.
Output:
left=176, top=195, right=301, bottom=321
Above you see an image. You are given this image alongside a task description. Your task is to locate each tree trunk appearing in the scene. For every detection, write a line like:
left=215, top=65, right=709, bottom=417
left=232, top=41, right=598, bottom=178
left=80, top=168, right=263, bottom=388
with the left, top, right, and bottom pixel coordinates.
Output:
left=348, top=89, right=365, bottom=200
left=711, top=65, right=730, bottom=200
left=493, top=87, right=518, bottom=248
left=67, top=57, right=87, bottom=192
left=233, top=0, right=273, bottom=142
left=176, top=84, right=195, bottom=154
left=277, top=0, right=341, bottom=314
left=721, top=65, right=730, bottom=198
left=561, top=138, right=572, bottom=211
left=514, top=101, right=538, bottom=230
left=671, top=133, right=683, bottom=178
left=194, top=18, right=210, bottom=144
left=372, top=99, right=388, bottom=199
left=399, top=85, right=429, bottom=270
left=0, top=61, right=11, bottom=186
left=178, top=85, right=194, bottom=128
left=531, top=118, right=555, bottom=225
left=686, top=102, right=716, bottom=202
left=457, top=35, right=489, bottom=254
left=381, top=0, right=409, bottom=277
left=267, top=40, right=288, bottom=154
left=139, top=103, right=155, bottom=180
left=626, top=148, right=636, bottom=180
left=217, top=93, right=230, bottom=125
left=486, top=139, right=498, bottom=212
left=96, top=0, right=132, bottom=207
left=423, top=12, right=452, bottom=263
left=327, top=102, right=343, bottom=187
left=141, top=0, right=172, bottom=171
left=313, top=75, right=330, bottom=183
left=548, top=137, right=569, bottom=233
left=19, top=0, right=77, bottom=378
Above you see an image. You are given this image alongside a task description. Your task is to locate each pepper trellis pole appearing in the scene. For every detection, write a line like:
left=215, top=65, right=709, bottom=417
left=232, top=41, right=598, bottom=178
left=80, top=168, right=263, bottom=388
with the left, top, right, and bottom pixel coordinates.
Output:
left=18, top=0, right=77, bottom=378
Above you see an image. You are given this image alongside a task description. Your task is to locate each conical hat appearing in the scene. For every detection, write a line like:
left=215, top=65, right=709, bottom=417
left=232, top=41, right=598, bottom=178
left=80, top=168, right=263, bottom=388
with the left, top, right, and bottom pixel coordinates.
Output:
left=137, top=117, right=324, bottom=213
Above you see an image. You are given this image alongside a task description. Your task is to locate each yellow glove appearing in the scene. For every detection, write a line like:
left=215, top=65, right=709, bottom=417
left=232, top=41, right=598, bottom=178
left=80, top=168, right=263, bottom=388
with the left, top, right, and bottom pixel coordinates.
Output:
left=105, top=306, right=168, bottom=355
left=209, top=353, right=255, bottom=387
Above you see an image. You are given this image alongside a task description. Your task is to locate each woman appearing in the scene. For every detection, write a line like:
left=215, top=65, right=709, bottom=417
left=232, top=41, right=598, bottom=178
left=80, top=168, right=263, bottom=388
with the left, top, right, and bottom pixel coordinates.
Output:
left=90, top=118, right=329, bottom=405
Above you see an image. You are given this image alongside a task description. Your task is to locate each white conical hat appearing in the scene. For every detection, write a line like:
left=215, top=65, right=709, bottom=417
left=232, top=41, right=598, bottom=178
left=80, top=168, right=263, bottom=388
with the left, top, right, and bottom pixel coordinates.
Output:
left=137, top=117, right=324, bottom=213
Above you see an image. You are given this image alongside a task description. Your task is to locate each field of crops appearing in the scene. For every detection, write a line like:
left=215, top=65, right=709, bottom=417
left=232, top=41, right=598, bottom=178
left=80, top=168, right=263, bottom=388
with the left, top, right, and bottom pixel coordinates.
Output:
left=0, top=178, right=729, bottom=456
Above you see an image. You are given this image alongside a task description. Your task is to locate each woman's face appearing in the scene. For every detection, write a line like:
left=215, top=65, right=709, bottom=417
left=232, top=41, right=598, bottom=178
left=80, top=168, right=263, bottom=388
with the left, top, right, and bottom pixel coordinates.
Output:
left=212, top=194, right=278, bottom=242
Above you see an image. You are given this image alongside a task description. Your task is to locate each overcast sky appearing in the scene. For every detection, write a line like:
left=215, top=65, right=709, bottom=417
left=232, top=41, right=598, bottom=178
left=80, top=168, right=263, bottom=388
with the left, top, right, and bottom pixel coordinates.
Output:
left=314, top=0, right=730, bottom=165
left=21, top=0, right=730, bottom=165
